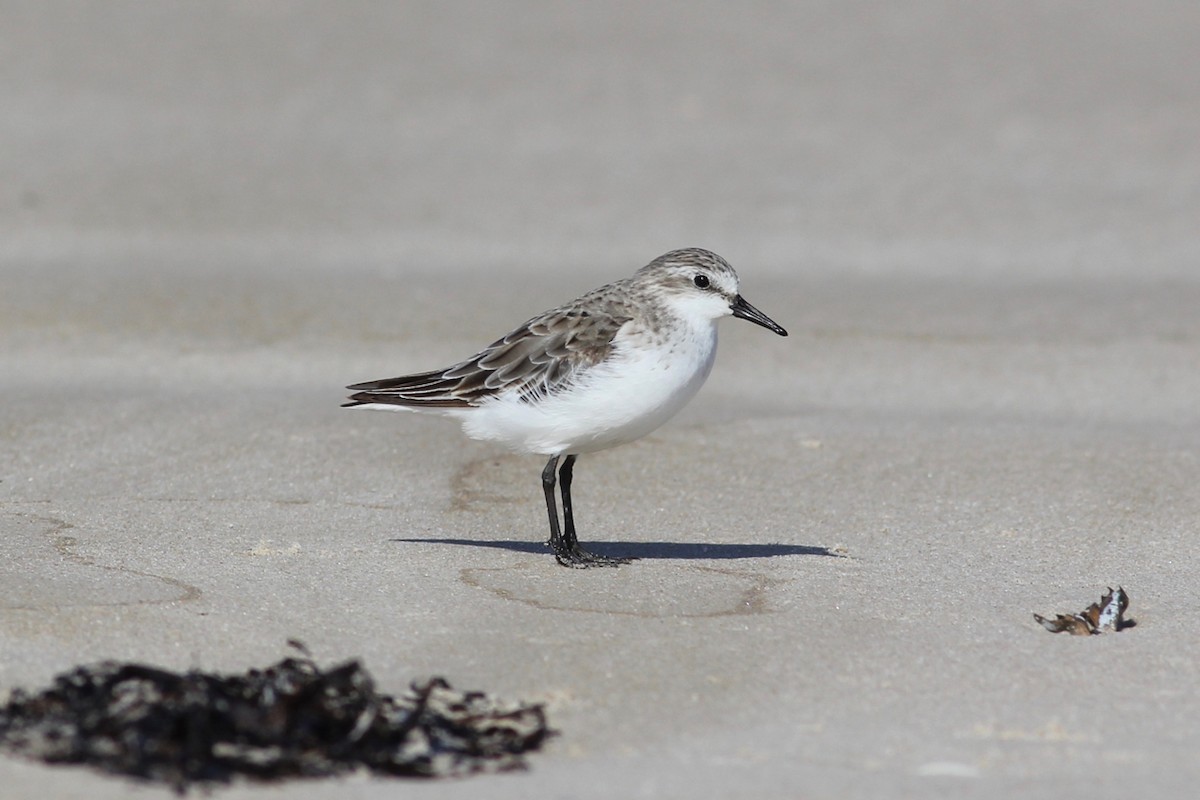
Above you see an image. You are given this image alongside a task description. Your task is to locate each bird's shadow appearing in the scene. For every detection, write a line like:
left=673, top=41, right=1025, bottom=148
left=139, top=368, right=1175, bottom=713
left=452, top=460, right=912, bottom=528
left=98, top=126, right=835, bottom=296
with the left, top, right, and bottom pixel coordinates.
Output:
left=389, top=538, right=842, bottom=560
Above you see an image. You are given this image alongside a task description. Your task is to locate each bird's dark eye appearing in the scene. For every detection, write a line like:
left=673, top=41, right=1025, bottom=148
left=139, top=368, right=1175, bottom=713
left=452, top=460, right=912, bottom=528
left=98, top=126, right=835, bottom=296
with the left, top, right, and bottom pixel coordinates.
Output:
left=693, top=274, right=710, bottom=289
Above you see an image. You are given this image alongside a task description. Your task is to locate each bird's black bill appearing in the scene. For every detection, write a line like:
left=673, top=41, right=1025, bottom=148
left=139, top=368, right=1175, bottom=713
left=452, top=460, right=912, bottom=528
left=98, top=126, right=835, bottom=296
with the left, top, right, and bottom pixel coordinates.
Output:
left=731, top=295, right=788, bottom=336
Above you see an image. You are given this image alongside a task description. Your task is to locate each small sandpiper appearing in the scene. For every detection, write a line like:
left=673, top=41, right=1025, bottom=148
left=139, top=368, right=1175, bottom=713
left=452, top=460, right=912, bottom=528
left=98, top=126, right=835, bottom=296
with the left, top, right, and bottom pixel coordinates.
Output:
left=344, top=248, right=787, bottom=568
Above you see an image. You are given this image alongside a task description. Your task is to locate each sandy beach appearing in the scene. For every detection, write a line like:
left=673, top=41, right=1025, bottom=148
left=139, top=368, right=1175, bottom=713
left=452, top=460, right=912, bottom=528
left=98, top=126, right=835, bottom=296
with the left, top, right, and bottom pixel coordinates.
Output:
left=3, top=3, right=1200, bottom=797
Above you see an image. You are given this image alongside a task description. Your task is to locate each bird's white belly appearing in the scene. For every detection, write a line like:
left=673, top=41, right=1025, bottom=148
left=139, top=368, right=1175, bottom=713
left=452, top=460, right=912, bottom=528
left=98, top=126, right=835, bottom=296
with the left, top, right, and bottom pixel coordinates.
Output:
left=461, top=326, right=718, bottom=455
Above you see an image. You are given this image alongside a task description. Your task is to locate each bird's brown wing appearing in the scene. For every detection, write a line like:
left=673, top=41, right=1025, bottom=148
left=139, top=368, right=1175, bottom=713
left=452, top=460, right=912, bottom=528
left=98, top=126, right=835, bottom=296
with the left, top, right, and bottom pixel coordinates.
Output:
left=344, top=300, right=632, bottom=409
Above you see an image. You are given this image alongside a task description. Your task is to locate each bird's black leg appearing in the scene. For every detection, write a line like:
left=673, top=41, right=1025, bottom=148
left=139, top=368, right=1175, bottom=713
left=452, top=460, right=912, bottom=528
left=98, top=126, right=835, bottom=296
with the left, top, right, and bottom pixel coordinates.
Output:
left=551, top=454, right=634, bottom=568
left=558, top=454, right=578, bottom=549
left=542, top=455, right=564, bottom=551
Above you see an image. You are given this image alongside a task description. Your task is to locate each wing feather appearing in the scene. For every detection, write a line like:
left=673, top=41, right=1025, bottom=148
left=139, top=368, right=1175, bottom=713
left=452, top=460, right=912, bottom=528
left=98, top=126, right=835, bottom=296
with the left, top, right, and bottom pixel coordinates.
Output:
left=343, top=293, right=633, bottom=409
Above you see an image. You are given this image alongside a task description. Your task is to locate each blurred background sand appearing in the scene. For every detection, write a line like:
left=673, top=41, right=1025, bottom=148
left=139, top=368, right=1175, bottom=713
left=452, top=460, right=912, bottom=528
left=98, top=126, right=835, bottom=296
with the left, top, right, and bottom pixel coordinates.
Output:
left=3, top=3, right=1200, bottom=798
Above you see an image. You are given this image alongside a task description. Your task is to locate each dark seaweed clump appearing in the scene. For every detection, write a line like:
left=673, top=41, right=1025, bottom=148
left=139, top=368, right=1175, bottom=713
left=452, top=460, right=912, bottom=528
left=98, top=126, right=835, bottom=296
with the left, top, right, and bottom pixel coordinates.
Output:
left=0, top=650, right=551, bottom=792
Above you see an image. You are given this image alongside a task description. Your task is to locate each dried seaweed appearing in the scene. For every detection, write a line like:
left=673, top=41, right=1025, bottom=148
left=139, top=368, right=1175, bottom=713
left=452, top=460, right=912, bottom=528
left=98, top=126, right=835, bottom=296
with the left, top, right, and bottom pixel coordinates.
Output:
left=1033, top=586, right=1132, bottom=635
left=0, top=646, right=551, bottom=791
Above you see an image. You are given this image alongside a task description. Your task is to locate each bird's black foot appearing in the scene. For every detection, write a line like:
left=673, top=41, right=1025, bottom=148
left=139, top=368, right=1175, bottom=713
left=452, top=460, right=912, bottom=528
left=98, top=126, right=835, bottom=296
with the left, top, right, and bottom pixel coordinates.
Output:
left=550, top=541, right=636, bottom=569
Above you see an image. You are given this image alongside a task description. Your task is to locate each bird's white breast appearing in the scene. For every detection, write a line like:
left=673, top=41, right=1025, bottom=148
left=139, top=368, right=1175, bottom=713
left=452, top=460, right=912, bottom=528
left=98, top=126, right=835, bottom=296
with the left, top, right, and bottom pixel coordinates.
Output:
left=460, top=319, right=719, bottom=455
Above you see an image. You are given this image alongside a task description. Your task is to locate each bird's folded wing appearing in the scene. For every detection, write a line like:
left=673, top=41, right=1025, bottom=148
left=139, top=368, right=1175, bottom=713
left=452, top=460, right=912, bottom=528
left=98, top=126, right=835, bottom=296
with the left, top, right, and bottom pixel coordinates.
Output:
left=345, top=305, right=631, bottom=408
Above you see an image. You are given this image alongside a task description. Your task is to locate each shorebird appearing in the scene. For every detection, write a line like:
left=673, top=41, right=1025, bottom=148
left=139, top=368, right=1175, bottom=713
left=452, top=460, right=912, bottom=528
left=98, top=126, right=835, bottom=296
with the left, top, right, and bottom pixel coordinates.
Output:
left=344, top=248, right=787, bottom=567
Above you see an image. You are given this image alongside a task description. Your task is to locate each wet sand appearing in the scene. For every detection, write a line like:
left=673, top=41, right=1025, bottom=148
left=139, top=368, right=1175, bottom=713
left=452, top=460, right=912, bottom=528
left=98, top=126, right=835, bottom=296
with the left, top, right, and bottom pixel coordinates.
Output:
left=3, top=3, right=1200, bottom=797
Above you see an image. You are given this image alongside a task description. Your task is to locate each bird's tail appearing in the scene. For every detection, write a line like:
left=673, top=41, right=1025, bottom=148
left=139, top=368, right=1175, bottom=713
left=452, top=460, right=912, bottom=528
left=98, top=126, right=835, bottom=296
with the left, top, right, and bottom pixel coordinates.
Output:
left=343, top=370, right=474, bottom=409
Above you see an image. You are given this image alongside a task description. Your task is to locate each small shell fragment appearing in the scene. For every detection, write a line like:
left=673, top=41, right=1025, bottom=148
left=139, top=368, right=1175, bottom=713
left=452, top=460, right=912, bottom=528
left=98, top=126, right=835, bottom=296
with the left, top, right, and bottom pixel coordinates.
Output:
left=1033, top=587, right=1131, bottom=635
